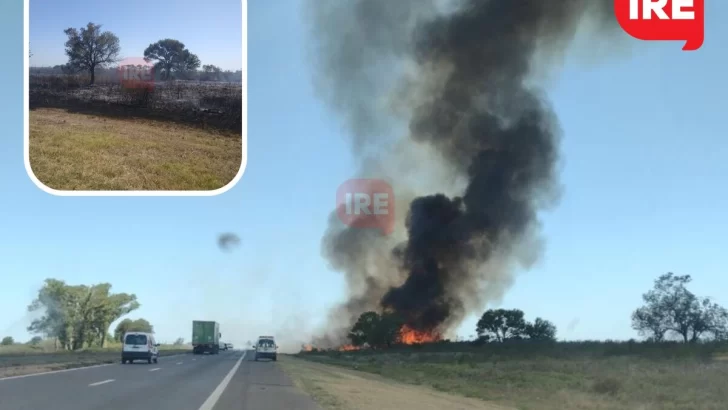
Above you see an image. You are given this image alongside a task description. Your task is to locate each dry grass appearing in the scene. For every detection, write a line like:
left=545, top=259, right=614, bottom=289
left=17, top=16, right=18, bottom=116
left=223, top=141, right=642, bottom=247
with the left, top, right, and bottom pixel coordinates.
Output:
left=279, top=355, right=512, bottom=410
left=28, top=108, right=242, bottom=191
left=297, top=346, right=728, bottom=410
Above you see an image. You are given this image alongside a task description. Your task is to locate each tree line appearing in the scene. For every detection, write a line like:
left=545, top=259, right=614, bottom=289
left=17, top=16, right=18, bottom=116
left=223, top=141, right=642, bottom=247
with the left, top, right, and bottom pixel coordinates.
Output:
left=345, top=308, right=557, bottom=349
left=343, top=272, right=727, bottom=349
left=34, top=22, right=242, bottom=84
left=17, top=278, right=156, bottom=350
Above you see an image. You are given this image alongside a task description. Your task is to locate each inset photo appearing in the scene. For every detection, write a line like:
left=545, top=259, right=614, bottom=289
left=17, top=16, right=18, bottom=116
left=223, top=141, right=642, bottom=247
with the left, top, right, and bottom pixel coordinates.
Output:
left=26, top=0, right=246, bottom=194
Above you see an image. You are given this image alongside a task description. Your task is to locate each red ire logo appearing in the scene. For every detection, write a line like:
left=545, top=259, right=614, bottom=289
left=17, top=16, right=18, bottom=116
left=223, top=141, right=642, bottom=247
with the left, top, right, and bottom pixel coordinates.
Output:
left=614, top=0, right=704, bottom=50
left=336, top=179, right=394, bottom=235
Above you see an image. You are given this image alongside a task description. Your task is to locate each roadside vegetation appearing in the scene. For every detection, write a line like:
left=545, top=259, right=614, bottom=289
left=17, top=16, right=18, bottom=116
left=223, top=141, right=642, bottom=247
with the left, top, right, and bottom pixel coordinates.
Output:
left=294, top=272, right=728, bottom=410
left=0, top=278, right=190, bottom=377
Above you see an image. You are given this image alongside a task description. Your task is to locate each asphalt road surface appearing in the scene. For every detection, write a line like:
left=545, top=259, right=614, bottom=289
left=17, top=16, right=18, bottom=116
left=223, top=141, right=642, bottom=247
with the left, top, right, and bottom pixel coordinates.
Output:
left=0, top=349, right=322, bottom=410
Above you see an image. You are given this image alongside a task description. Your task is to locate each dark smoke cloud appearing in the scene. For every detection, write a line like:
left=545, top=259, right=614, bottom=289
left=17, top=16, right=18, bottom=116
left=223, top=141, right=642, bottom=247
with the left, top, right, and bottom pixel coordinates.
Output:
left=217, top=233, right=240, bottom=252
left=307, top=0, right=618, bottom=345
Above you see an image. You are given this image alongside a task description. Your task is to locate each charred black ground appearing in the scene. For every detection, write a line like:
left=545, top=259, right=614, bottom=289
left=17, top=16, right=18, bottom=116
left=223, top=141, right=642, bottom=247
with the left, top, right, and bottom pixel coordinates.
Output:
left=308, top=0, right=617, bottom=344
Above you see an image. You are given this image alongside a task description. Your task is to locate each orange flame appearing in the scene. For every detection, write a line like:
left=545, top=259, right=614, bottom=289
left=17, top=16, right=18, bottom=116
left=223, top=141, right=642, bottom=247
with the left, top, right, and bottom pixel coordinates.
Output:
left=301, top=344, right=313, bottom=352
left=338, top=344, right=360, bottom=351
left=398, top=325, right=441, bottom=344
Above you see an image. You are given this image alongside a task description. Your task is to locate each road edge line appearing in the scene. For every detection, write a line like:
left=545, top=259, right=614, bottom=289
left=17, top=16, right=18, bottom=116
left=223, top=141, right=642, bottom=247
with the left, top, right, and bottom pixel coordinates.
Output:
left=0, top=351, right=191, bottom=382
left=0, top=362, right=114, bottom=382
left=197, top=350, right=247, bottom=410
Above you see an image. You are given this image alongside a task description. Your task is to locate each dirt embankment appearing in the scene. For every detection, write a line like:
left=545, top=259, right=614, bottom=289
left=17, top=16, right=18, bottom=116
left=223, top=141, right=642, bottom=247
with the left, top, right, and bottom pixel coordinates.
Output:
left=278, top=355, right=512, bottom=410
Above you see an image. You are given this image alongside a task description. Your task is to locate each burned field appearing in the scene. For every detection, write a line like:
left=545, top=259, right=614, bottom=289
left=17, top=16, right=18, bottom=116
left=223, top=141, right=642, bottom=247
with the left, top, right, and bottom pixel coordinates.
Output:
left=27, top=75, right=243, bottom=191
left=29, top=75, right=243, bottom=133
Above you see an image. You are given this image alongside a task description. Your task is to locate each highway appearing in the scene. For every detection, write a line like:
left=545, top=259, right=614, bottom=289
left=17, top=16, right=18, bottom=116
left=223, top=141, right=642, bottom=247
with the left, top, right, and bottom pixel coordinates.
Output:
left=0, top=350, right=322, bottom=410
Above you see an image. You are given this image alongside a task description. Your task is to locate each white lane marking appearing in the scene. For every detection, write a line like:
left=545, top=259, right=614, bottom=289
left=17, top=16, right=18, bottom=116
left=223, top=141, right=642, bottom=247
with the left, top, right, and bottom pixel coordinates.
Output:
left=149, top=368, right=161, bottom=372
left=0, top=363, right=114, bottom=382
left=89, top=379, right=115, bottom=386
left=176, top=362, right=183, bottom=365
left=197, top=351, right=247, bottom=410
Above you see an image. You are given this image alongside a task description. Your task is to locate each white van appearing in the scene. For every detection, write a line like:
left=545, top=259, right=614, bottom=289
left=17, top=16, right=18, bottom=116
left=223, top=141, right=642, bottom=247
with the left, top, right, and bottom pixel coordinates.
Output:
left=121, top=332, right=159, bottom=364
left=254, top=336, right=277, bottom=361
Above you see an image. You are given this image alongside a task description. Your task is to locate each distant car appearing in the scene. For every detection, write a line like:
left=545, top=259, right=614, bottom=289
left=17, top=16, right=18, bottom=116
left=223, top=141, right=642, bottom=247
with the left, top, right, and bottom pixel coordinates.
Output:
left=226, top=343, right=234, bottom=350
left=219, top=341, right=228, bottom=351
left=121, top=332, right=159, bottom=364
left=254, top=336, right=277, bottom=361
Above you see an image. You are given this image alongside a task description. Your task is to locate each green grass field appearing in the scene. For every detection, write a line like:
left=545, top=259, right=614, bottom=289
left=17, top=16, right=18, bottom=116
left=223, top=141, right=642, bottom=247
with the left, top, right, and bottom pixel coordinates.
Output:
left=297, top=341, right=728, bottom=410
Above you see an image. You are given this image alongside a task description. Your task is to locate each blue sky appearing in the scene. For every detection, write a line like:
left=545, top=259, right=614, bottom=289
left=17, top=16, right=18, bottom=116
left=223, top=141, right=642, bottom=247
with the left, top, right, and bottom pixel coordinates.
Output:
left=2, top=1, right=727, bottom=350
left=29, top=0, right=242, bottom=70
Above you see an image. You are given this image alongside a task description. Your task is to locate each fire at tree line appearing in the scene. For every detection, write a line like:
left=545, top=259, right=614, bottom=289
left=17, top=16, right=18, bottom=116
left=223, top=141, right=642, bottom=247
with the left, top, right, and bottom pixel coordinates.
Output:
left=304, top=272, right=728, bottom=352
left=1, top=273, right=725, bottom=351
left=29, top=23, right=243, bottom=133
left=1, top=273, right=728, bottom=351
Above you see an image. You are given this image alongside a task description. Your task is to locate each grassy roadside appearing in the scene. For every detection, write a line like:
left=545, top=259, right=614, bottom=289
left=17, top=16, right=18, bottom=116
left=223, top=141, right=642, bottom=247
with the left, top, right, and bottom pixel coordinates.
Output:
left=29, top=108, right=242, bottom=191
left=279, top=355, right=510, bottom=410
left=295, top=345, right=728, bottom=410
left=0, top=344, right=191, bottom=378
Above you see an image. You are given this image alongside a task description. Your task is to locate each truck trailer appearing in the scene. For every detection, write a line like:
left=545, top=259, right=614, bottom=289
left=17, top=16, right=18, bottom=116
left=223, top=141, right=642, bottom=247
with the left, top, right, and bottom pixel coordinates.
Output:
left=192, top=320, right=222, bottom=354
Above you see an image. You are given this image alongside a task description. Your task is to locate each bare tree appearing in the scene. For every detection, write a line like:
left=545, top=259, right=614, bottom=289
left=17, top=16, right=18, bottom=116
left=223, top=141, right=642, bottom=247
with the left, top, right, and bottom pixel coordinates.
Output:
left=63, top=23, right=121, bottom=84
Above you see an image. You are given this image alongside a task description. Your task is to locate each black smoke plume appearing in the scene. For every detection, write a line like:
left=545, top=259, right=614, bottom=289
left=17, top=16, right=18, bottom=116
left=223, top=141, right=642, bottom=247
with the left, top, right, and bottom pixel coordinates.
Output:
left=307, top=0, right=617, bottom=345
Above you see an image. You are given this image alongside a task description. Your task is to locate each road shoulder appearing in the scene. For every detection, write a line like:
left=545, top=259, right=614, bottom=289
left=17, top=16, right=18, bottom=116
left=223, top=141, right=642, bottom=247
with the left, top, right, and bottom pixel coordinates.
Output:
left=278, top=355, right=513, bottom=410
left=211, top=351, right=322, bottom=410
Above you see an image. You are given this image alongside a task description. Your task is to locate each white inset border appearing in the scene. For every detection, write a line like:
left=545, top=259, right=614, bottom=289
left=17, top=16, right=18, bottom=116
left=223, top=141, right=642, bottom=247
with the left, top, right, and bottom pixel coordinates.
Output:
left=23, top=0, right=248, bottom=196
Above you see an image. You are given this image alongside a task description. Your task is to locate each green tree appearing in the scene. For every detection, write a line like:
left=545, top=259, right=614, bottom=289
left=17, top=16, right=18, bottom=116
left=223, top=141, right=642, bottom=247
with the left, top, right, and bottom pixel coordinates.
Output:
left=370, top=312, right=404, bottom=348
left=524, top=318, right=557, bottom=341
left=114, top=318, right=153, bottom=341
left=475, top=309, right=528, bottom=342
left=632, top=273, right=728, bottom=343
left=173, top=337, right=184, bottom=345
left=348, top=311, right=380, bottom=347
left=63, top=23, right=121, bottom=84
left=1, top=336, right=14, bottom=346
left=28, top=336, right=43, bottom=346
left=348, top=311, right=405, bottom=348
left=143, top=39, right=201, bottom=80
left=27, top=279, right=139, bottom=350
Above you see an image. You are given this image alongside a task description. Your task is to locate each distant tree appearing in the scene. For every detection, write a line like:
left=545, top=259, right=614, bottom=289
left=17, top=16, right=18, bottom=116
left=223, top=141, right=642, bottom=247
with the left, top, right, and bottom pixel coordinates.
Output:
left=524, top=318, right=557, bottom=341
left=62, top=23, right=121, bottom=84
left=1, top=336, right=14, bottom=346
left=201, top=64, right=222, bottom=81
left=173, top=337, right=184, bottom=345
left=113, top=318, right=153, bottom=342
left=29, top=336, right=43, bottom=346
left=143, top=39, right=201, bottom=80
left=632, top=273, right=728, bottom=343
left=476, top=309, right=528, bottom=342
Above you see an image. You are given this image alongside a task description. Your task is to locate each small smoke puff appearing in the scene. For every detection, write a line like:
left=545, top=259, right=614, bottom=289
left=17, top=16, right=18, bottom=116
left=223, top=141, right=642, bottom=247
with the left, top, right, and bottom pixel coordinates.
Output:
left=218, top=233, right=240, bottom=251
